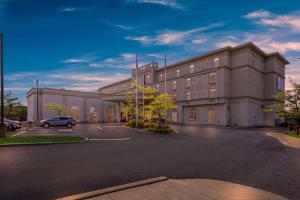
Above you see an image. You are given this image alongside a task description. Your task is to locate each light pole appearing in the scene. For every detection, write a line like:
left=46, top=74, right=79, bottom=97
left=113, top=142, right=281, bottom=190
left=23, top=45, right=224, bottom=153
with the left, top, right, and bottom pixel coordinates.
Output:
left=34, top=80, right=40, bottom=122
left=0, top=33, right=5, bottom=138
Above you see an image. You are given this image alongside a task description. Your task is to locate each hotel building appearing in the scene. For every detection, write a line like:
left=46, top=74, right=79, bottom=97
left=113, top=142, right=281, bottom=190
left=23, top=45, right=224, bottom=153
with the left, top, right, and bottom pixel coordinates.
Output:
left=27, top=42, right=288, bottom=126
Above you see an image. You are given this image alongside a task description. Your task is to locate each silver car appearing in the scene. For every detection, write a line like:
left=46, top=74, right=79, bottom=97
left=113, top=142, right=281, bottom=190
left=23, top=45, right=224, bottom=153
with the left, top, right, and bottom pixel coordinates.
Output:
left=40, top=116, right=76, bottom=128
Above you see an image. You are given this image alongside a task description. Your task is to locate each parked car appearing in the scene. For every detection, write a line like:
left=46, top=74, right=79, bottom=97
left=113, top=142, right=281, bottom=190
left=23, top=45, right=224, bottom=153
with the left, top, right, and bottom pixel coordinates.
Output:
left=40, top=116, right=76, bottom=128
left=0, top=118, right=22, bottom=131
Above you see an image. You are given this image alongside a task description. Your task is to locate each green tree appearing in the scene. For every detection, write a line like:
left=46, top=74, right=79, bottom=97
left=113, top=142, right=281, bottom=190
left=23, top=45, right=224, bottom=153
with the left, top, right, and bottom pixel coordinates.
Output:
left=44, top=103, right=68, bottom=116
left=4, top=91, right=21, bottom=117
left=145, top=93, right=176, bottom=127
left=267, top=78, right=300, bottom=133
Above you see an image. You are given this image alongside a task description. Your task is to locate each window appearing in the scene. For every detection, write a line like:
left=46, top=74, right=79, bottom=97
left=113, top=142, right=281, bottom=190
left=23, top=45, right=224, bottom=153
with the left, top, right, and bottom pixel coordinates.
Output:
left=146, top=75, right=150, bottom=83
left=172, top=111, right=178, bottom=122
left=172, top=81, right=177, bottom=90
left=176, top=69, right=180, bottom=77
left=185, top=78, right=191, bottom=88
left=213, top=57, right=220, bottom=68
left=204, top=60, right=210, bottom=69
left=190, top=65, right=195, bottom=73
left=159, top=73, right=163, bottom=81
left=209, top=72, right=217, bottom=83
left=277, top=76, right=284, bottom=91
left=209, top=83, right=217, bottom=97
left=185, top=92, right=192, bottom=100
left=208, top=108, right=215, bottom=123
left=190, top=110, right=196, bottom=121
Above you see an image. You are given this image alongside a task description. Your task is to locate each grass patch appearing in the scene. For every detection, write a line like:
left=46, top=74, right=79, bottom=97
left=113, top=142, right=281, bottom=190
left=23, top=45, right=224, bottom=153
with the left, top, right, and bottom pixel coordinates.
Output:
left=0, top=135, right=86, bottom=145
left=281, top=131, right=300, bottom=139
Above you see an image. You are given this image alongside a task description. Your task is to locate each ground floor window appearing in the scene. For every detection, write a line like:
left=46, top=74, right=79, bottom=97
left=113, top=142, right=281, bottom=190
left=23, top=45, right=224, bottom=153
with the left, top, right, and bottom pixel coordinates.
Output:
left=172, top=111, right=177, bottom=122
left=90, top=106, right=97, bottom=122
left=107, top=106, right=113, bottom=122
left=190, top=110, right=196, bottom=121
left=208, top=108, right=215, bottom=123
left=71, top=106, right=80, bottom=122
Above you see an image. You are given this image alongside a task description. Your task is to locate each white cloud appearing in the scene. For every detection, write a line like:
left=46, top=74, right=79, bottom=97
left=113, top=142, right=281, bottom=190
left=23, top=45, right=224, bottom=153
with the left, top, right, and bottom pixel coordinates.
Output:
left=125, top=22, right=223, bottom=46
left=126, top=0, right=184, bottom=10
left=62, top=58, right=88, bottom=63
left=245, top=9, right=300, bottom=32
left=216, top=40, right=240, bottom=48
left=244, top=9, right=271, bottom=19
left=59, top=6, right=96, bottom=12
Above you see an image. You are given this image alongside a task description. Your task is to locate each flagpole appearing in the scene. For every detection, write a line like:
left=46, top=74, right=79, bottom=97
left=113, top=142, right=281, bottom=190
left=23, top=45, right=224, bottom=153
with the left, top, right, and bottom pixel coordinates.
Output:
left=143, top=74, right=145, bottom=121
left=164, top=55, right=167, bottom=94
left=135, top=54, right=138, bottom=127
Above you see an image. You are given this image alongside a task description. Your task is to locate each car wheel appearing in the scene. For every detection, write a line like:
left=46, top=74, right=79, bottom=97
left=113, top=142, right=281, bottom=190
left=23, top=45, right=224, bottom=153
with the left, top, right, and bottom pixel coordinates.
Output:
left=6, top=125, right=12, bottom=131
left=43, top=123, right=50, bottom=128
left=66, top=123, right=72, bottom=128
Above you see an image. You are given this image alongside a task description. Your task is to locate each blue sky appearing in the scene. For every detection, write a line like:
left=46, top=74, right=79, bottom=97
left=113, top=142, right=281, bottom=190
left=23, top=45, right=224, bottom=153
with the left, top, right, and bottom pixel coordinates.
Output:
left=1, top=0, right=300, bottom=104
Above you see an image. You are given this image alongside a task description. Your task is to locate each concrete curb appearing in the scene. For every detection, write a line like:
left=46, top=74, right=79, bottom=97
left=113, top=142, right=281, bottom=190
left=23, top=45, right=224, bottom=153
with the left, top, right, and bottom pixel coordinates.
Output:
left=266, top=132, right=300, bottom=148
left=0, top=136, right=88, bottom=147
left=57, top=176, right=168, bottom=200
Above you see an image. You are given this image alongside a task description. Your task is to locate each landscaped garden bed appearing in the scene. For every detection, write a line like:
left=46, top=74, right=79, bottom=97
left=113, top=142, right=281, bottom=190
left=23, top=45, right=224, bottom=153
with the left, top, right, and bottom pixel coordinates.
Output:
left=126, top=121, right=176, bottom=134
left=0, top=135, right=87, bottom=145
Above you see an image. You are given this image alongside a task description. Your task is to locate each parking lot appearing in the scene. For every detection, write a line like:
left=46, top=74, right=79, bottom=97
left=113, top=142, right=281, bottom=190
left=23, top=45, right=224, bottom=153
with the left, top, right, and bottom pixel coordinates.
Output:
left=0, top=123, right=300, bottom=200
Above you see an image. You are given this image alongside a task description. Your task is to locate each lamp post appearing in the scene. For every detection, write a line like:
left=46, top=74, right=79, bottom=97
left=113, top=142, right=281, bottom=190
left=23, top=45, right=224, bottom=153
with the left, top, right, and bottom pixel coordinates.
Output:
left=0, top=33, right=5, bottom=138
left=34, top=80, right=40, bottom=122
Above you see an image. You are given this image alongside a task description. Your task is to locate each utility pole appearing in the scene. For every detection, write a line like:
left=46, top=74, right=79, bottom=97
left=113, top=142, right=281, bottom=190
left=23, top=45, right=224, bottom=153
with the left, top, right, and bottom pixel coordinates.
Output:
left=0, top=33, right=5, bottom=138
left=34, top=80, right=40, bottom=122
left=135, top=54, right=138, bottom=127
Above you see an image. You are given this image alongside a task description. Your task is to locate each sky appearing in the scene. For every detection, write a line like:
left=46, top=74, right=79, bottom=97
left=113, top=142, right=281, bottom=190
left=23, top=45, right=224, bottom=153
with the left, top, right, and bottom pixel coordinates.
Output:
left=0, top=0, right=300, bottom=104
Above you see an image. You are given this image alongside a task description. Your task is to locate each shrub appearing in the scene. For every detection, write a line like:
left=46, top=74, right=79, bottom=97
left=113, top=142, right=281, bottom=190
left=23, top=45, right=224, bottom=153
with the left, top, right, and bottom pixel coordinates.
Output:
left=146, top=124, right=175, bottom=134
left=126, top=120, right=146, bottom=128
left=126, top=120, right=136, bottom=128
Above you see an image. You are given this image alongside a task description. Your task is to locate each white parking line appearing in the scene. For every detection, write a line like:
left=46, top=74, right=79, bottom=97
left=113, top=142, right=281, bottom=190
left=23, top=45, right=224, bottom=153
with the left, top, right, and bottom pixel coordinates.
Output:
left=89, top=138, right=132, bottom=141
left=97, top=126, right=103, bottom=130
left=58, top=129, right=73, bottom=132
left=11, top=131, right=26, bottom=137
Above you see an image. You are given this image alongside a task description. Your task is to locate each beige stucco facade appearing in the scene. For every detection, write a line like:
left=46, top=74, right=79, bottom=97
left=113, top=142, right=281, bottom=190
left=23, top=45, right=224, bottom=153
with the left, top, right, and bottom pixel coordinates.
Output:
left=98, top=42, right=289, bottom=127
left=27, top=88, right=120, bottom=122
left=27, top=42, right=288, bottom=126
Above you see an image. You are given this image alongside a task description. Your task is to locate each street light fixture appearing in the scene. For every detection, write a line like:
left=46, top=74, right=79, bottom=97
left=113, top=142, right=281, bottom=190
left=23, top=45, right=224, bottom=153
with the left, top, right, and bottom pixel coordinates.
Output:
left=34, top=80, right=40, bottom=122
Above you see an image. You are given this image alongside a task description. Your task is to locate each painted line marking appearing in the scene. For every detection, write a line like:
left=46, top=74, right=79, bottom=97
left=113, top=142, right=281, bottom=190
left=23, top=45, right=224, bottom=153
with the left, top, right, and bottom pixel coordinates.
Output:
left=58, top=129, right=73, bottom=132
left=89, top=138, right=132, bottom=141
left=97, top=126, right=103, bottom=130
left=11, top=131, right=26, bottom=137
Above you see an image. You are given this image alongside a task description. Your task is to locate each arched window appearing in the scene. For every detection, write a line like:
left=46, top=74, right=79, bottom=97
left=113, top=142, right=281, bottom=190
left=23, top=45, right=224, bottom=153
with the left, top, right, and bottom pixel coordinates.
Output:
left=71, top=106, right=80, bottom=122
left=90, top=106, right=97, bottom=122
left=106, top=106, right=113, bottom=122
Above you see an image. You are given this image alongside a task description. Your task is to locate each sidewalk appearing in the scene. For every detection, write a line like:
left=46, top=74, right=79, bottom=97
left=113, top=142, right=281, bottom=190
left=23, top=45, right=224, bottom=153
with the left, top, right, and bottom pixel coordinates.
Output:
left=58, top=177, right=287, bottom=200
left=267, top=132, right=300, bottom=148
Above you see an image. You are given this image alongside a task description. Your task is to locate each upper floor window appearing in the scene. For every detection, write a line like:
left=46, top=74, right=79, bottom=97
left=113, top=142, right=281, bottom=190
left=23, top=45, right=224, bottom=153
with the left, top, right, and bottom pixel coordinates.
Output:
left=204, top=60, right=210, bottom=69
left=190, top=65, right=195, bottom=73
left=172, top=81, right=177, bottom=90
left=159, top=73, right=163, bottom=81
left=176, top=69, right=180, bottom=77
left=185, top=78, right=191, bottom=88
left=185, top=92, right=192, bottom=100
left=146, top=75, right=150, bottom=83
left=209, top=72, right=217, bottom=83
left=209, top=83, right=217, bottom=98
left=213, top=57, right=220, bottom=68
